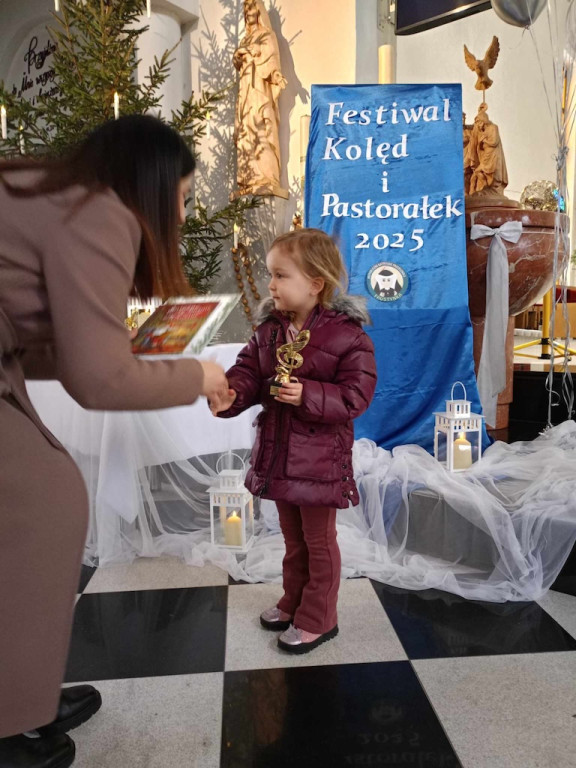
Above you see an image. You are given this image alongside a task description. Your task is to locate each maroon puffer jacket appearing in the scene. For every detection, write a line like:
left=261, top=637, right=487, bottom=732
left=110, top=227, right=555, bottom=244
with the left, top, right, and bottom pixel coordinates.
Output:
left=218, top=296, right=377, bottom=508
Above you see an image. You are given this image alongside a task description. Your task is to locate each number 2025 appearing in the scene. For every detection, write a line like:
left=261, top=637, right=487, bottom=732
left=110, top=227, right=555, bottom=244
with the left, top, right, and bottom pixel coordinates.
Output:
left=355, top=229, right=424, bottom=251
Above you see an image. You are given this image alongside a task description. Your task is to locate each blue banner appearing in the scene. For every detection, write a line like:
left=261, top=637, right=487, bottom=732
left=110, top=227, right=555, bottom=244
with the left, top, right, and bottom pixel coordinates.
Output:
left=306, top=83, right=488, bottom=451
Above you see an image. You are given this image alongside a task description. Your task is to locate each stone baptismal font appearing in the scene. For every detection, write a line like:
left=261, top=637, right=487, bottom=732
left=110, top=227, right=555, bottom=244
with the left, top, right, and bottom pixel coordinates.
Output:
left=462, top=35, right=564, bottom=429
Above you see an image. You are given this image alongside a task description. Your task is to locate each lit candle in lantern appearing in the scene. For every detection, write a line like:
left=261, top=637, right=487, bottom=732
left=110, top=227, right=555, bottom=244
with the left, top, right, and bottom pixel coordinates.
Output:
left=113, top=91, right=120, bottom=120
left=55, top=0, right=60, bottom=11
left=453, top=432, right=472, bottom=470
left=233, top=222, right=239, bottom=249
left=146, top=0, right=151, bottom=17
left=1, top=106, right=7, bottom=140
left=224, top=511, right=242, bottom=546
left=19, top=124, right=25, bottom=155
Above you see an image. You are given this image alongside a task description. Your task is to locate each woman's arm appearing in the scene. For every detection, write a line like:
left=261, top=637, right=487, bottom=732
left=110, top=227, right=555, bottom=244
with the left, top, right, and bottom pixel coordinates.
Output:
left=216, top=332, right=264, bottom=418
left=41, top=190, right=207, bottom=410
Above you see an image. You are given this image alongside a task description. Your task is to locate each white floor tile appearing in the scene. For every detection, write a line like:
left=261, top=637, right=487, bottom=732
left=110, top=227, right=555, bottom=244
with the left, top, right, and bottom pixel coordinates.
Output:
left=225, top=579, right=407, bottom=671
left=83, top=556, right=229, bottom=593
left=71, top=674, right=223, bottom=768
left=413, top=652, right=576, bottom=768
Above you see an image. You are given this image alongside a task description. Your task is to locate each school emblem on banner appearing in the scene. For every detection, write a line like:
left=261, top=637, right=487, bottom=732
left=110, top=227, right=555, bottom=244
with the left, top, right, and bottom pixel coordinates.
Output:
left=367, top=262, right=408, bottom=302
left=305, top=83, right=488, bottom=452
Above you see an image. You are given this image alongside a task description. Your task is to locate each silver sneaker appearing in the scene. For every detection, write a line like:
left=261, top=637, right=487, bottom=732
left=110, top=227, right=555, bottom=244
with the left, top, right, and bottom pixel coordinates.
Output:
left=278, top=624, right=339, bottom=654
left=259, top=606, right=292, bottom=631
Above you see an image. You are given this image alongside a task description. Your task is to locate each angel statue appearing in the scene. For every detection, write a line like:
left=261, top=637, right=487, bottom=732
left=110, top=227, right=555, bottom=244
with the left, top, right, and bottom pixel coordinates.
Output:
left=233, top=0, right=289, bottom=200
left=464, top=36, right=500, bottom=96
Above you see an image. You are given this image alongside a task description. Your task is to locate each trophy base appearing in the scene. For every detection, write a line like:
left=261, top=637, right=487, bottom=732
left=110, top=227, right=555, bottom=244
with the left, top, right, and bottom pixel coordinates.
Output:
left=270, top=384, right=282, bottom=397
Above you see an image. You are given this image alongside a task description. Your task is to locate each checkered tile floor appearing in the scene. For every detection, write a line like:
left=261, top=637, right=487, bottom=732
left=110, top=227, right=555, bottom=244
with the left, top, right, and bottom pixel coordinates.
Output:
left=68, top=558, right=576, bottom=768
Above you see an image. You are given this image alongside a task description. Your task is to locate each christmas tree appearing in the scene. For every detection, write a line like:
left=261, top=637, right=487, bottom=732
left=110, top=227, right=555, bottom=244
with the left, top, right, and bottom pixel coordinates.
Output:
left=0, top=0, right=257, bottom=293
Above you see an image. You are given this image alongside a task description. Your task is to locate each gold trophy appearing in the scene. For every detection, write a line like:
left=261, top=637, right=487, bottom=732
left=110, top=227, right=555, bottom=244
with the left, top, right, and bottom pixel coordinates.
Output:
left=270, top=330, right=311, bottom=396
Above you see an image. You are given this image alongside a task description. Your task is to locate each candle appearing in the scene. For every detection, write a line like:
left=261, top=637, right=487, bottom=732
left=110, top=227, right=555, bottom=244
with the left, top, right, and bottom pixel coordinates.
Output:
left=206, top=110, right=211, bottom=139
left=19, top=124, right=25, bottom=155
left=300, top=114, right=310, bottom=210
left=113, top=91, right=120, bottom=120
left=146, top=0, right=151, bottom=17
left=55, top=0, right=60, bottom=10
left=224, top=511, right=243, bottom=546
left=453, top=432, right=472, bottom=470
left=1, top=106, right=7, bottom=140
left=378, top=44, right=395, bottom=85
left=233, top=222, right=239, bottom=249
left=300, top=114, right=310, bottom=159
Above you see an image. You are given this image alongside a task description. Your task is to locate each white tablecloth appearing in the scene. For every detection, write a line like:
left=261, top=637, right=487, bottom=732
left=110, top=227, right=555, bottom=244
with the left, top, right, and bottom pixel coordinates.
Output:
left=26, top=343, right=256, bottom=462
left=26, top=343, right=261, bottom=563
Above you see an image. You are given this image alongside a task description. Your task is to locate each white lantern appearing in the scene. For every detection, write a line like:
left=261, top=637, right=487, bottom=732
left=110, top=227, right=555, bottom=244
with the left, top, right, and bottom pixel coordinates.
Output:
left=434, top=382, right=483, bottom=472
left=208, top=457, right=254, bottom=551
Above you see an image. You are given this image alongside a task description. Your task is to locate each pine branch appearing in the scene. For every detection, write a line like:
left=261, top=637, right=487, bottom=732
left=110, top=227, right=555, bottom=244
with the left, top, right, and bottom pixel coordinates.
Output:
left=0, top=0, right=258, bottom=293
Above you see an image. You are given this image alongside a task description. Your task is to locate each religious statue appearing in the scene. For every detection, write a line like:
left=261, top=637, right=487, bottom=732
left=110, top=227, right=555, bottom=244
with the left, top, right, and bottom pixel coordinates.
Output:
left=464, top=36, right=500, bottom=97
left=463, top=37, right=518, bottom=209
left=232, top=0, right=289, bottom=200
left=466, top=107, right=509, bottom=196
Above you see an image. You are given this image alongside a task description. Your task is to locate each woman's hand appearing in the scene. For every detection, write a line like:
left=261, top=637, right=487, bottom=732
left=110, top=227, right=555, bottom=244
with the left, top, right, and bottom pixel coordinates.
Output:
left=275, top=378, right=303, bottom=407
left=210, top=388, right=237, bottom=415
left=200, top=361, right=228, bottom=400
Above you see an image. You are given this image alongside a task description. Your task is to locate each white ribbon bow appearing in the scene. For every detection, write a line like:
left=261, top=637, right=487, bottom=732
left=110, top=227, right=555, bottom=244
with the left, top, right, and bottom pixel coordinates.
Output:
left=470, top=220, right=523, bottom=428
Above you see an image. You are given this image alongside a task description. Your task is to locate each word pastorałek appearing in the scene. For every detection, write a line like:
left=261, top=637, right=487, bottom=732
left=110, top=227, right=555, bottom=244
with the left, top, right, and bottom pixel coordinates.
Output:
left=321, top=193, right=463, bottom=220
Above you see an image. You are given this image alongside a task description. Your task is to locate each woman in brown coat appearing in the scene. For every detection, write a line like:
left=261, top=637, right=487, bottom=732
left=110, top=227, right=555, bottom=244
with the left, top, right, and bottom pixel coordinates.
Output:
left=0, top=115, right=228, bottom=768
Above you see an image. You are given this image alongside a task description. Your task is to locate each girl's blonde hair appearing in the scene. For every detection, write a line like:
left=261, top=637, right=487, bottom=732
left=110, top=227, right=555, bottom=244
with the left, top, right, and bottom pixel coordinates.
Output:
left=270, top=228, right=348, bottom=306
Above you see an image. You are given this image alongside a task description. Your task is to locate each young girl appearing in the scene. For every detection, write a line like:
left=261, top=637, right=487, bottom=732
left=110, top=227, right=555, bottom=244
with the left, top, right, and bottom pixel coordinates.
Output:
left=212, top=228, right=377, bottom=653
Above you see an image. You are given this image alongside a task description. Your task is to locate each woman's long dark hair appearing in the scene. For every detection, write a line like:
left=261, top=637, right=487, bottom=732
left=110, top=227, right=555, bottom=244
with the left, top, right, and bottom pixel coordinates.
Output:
left=0, top=115, right=195, bottom=299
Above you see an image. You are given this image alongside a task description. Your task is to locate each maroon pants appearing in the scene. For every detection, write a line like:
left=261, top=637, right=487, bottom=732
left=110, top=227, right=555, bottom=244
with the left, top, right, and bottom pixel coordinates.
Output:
left=276, top=501, right=341, bottom=634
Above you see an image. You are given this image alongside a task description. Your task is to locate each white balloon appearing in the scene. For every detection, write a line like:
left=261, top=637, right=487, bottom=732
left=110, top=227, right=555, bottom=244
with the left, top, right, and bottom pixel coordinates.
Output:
left=491, top=0, right=547, bottom=27
left=566, top=0, right=576, bottom=60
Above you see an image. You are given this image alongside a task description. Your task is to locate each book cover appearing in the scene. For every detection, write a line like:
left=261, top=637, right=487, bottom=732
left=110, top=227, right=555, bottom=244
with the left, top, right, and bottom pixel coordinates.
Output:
left=131, top=294, right=240, bottom=356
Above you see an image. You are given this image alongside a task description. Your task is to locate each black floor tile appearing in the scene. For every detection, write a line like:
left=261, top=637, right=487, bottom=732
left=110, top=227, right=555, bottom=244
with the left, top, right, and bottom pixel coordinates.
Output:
left=228, top=575, right=253, bottom=585
left=65, top=586, right=227, bottom=682
left=78, top=564, right=97, bottom=594
left=221, top=661, right=462, bottom=768
left=551, top=540, right=576, bottom=597
left=370, top=582, right=576, bottom=659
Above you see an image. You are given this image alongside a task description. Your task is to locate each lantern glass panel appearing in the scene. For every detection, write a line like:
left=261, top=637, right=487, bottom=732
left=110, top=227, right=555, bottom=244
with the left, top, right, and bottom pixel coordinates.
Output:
left=435, top=430, right=448, bottom=464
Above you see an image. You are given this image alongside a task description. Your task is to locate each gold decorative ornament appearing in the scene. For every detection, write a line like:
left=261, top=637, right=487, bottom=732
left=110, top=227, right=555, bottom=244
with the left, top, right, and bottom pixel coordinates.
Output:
left=519, top=180, right=559, bottom=212
left=231, top=242, right=261, bottom=329
left=270, top=330, right=310, bottom=396
left=124, top=308, right=151, bottom=330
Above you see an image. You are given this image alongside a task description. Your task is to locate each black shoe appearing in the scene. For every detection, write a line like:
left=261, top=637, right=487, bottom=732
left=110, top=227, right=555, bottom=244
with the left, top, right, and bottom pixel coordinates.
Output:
left=0, top=733, right=75, bottom=768
left=36, top=686, right=102, bottom=737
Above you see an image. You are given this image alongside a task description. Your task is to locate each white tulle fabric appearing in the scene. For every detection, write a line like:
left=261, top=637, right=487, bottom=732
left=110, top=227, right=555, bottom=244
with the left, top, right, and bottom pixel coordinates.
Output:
left=26, top=346, right=576, bottom=602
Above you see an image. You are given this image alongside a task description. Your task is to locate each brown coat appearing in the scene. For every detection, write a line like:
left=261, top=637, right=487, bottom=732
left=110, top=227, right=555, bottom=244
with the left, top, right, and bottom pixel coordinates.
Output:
left=0, top=174, right=204, bottom=737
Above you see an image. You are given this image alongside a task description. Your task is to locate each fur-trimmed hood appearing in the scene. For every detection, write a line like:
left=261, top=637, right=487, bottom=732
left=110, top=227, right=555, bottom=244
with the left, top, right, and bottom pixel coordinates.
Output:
left=255, top=294, right=371, bottom=326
